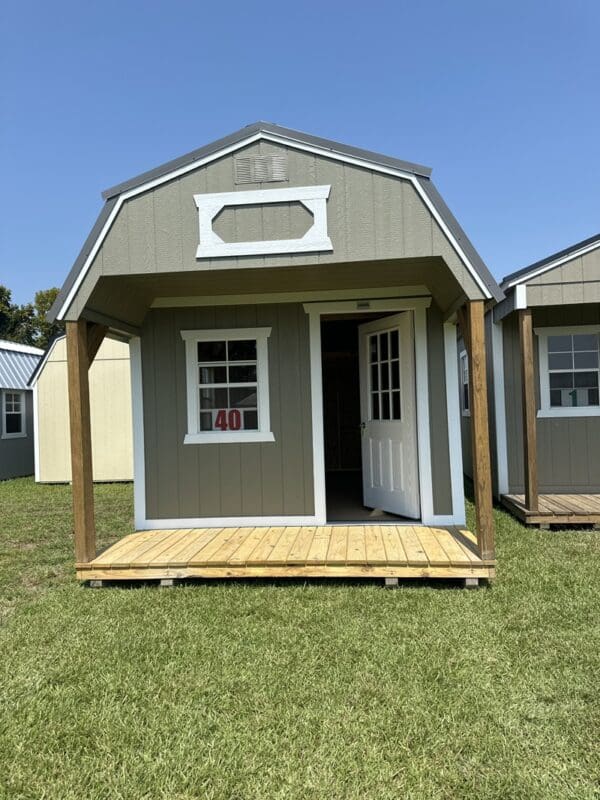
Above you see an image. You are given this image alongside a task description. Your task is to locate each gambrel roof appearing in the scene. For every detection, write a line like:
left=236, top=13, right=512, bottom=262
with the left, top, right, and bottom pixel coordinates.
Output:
left=49, top=122, right=503, bottom=322
left=502, top=231, right=600, bottom=289
left=0, top=340, right=43, bottom=390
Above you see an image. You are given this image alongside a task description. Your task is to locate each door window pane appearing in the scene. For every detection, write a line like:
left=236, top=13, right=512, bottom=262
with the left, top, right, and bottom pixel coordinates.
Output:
left=381, top=392, right=390, bottom=420
left=370, top=364, right=379, bottom=391
left=379, top=332, right=388, bottom=361
left=391, top=360, right=400, bottom=390
left=369, top=335, right=378, bottom=363
left=392, top=391, right=401, bottom=420
left=380, top=362, right=390, bottom=390
left=390, top=331, right=399, bottom=360
left=371, top=393, right=380, bottom=420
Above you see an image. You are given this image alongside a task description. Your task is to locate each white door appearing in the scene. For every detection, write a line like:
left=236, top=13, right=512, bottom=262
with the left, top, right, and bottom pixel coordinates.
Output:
left=358, top=312, right=420, bottom=518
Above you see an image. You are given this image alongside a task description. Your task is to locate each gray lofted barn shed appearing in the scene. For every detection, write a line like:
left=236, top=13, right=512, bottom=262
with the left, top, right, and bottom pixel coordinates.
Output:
left=48, top=122, right=503, bottom=585
left=491, top=234, right=600, bottom=526
left=0, top=340, right=43, bottom=480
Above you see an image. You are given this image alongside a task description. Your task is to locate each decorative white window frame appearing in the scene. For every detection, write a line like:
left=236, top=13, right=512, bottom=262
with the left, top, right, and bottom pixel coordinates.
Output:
left=1, top=389, right=27, bottom=439
left=535, top=324, right=600, bottom=418
left=459, top=350, right=470, bottom=417
left=181, top=327, right=275, bottom=444
left=193, top=185, right=332, bottom=259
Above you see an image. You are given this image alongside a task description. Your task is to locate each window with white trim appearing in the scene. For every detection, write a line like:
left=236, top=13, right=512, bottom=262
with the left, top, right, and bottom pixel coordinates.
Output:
left=181, top=328, right=274, bottom=443
left=537, top=326, right=600, bottom=417
left=2, top=390, right=26, bottom=439
left=459, top=351, right=470, bottom=416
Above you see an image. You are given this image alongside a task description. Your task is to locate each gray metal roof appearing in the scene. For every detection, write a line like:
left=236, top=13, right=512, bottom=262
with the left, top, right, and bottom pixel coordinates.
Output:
left=48, top=122, right=503, bottom=321
left=501, top=231, right=600, bottom=289
left=0, top=342, right=43, bottom=390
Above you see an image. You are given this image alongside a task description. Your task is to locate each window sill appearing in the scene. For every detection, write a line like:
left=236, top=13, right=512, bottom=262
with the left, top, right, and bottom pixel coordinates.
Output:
left=461, top=410, right=471, bottom=418
left=1, top=432, right=26, bottom=440
left=537, top=408, right=600, bottom=419
left=184, top=432, right=275, bottom=445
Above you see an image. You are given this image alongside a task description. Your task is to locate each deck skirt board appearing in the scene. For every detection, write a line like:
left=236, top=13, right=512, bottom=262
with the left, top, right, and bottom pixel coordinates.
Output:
left=78, top=525, right=496, bottom=581
left=502, top=494, right=600, bottom=525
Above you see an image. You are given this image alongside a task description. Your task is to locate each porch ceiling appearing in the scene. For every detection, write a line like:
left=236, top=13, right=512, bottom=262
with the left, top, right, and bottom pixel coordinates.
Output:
left=79, top=257, right=469, bottom=330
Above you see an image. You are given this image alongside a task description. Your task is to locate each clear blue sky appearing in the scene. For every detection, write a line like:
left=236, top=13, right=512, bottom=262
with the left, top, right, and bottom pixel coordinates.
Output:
left=2, top=0, right=599, bottom=304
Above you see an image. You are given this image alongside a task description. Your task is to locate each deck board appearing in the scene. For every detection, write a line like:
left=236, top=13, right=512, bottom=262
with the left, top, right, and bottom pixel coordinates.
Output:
left=502, top=493, right=600, bottom=525
left=77, top=524, right=496, bottom=581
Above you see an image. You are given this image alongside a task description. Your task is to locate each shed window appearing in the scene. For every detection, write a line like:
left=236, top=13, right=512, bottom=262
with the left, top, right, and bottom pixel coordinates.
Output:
left=2, top=390, right=26, bottom=439
left=181, top=328, right=274, bottom=444
left=459, top=351, right=470, bottom=416
left=536, top=326, right=600, bottom=418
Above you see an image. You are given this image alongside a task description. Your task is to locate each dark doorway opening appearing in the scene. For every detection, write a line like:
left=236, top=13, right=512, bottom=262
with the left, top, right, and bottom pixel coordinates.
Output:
left=320, top=316, right=406, bottom=523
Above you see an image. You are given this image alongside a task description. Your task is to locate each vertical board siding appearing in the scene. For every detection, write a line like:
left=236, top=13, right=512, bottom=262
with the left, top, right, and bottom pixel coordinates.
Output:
left=67, top=139, right=485, bottom=320
left=427, top=303, right=453, bottom=515
left=142, top=303, right=315, bottom=520
left=503, top=306, right=600, bottom=493
left=0, top=392, right=34, bottom=480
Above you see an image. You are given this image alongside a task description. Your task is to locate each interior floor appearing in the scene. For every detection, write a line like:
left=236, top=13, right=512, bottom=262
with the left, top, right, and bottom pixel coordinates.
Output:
left=325, top=471, right=409, bottom=523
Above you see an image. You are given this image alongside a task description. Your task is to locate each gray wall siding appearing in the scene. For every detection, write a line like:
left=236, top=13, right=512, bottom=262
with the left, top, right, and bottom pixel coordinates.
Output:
left=426, top=304, right=453, bottom=515
left=502, top=307, right=600, bottom=493
left=140, top=301, right=454, bottom=521
left=526, top=246, right=600, bottom=306
left=68, top=139, right=484, bottom=320
left=142, top=303, right=314, bottom=519
left=0, top=392, right=34, bottom=480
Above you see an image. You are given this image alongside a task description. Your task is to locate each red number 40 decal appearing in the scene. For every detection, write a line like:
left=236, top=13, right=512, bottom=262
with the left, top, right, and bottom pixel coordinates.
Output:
left=214, top=409, right=242, bottom=431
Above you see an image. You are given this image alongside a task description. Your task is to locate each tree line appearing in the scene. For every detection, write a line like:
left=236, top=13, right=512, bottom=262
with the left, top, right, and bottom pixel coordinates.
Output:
left=0, top=285, right=65, bottom=350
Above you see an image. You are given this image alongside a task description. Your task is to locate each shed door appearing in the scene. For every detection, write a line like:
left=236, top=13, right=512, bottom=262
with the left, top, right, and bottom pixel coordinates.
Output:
left=358, top=313, right=420, bottom=518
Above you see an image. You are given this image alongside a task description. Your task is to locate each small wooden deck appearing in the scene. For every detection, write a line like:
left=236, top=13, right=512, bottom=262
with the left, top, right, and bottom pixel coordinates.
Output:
left=502, top=494, right=600, bottom=526
left=76, top=525, right=495, bottom=583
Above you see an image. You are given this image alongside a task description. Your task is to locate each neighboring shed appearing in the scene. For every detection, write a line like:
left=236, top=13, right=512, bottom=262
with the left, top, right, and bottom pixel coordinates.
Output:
left=0, top=340, right=43, bottom=480
left=493, top=234, right=600, bottom=526
left=30, top=335, right=133, bottom=483
left=47, top=121, right=502, bottom=585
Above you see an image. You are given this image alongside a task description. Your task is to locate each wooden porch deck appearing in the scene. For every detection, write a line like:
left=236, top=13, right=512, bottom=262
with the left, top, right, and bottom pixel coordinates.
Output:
left=502, top=494, right=600, bottom=526
left=76, top=525, right=496, bottom=583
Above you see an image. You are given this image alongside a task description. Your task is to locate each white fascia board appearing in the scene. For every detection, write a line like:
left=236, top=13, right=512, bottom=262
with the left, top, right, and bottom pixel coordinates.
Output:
left=506, top=238, right=600, bottom=288
left=55, top=131, right=492, bottom=320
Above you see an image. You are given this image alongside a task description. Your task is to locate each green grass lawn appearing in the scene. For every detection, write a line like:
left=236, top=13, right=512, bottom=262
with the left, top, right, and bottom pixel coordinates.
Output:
left=0, top=478, right=599, bottom=799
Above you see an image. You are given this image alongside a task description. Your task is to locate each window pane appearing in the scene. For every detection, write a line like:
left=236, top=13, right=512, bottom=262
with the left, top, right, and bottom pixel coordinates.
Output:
left=380, top=362, right=390, bottom=390
left=379, top=332, right=388, bottom=361
left=371, top=393, right=380, bottom=420
left=547, top=335, right=572, bottom=352
left=5, top=414, right=21, bottom=434
left=369, top=335, right=378, bottom=364
left=392, top=391, right=401, bottom=420
left=573, top=333, right=599, bottom=351
left=199, top=365, right=227, bottom=384
left=228, top=340, right=256, bottom=361
left=229, top=364, right=257, bottom=383
left=589, top=388, right=600, bottom=406
left=244, top=410, right=258, bottom=430
left=574, top=371, right=598, bottom=389
left=370, top=364, right=379, bottom=391
left=550, top=389, right=563, bottom=407
left=200, top=412, right=213, bottom=431
left=229, top=387, right=257, bottom=408
left=391, top=360, right=400, bottom=390
left=199, top=387, right=228, bottom=409
left=574, top=351, right=599, bottom=369
left=390, top=331, right=399, bottom=360
left=381, top=392, right=390, bottom=420
left=548, top=352, right=573, bottom=370
left=463, top=384, right=469, bottom=411
left=549, top=372, right=574, bottom=389
left=197, top=341, right=226, bottom=362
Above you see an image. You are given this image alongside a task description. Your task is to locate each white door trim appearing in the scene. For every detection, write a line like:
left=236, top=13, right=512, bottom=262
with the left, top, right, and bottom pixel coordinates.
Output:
left=491, top=319, right=509, bottom=495
left=303, top=296, right=453, bottom=526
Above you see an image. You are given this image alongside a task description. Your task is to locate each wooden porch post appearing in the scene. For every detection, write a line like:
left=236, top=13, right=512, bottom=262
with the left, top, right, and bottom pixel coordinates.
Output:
left=464, top=301, right=495, bottom=561
left=518, top=308, right=538, bottom=512
left=66, top=320, right=107, bottom=564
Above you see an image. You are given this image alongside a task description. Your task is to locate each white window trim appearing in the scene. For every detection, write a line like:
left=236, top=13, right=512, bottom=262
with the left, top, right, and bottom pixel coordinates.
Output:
left=535, top=324, right=600, bottom=418
left=2, top=389, right=27, bottom=439
left=459, top=350, right=470, bottom=417
left=181, top=327, right=274, bottom=444
left=194, top=185, right=332, bottom=259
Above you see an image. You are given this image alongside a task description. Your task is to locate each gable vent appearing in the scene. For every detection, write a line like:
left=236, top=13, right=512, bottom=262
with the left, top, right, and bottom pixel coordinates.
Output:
left=234, top=155, right=288, bottom=184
